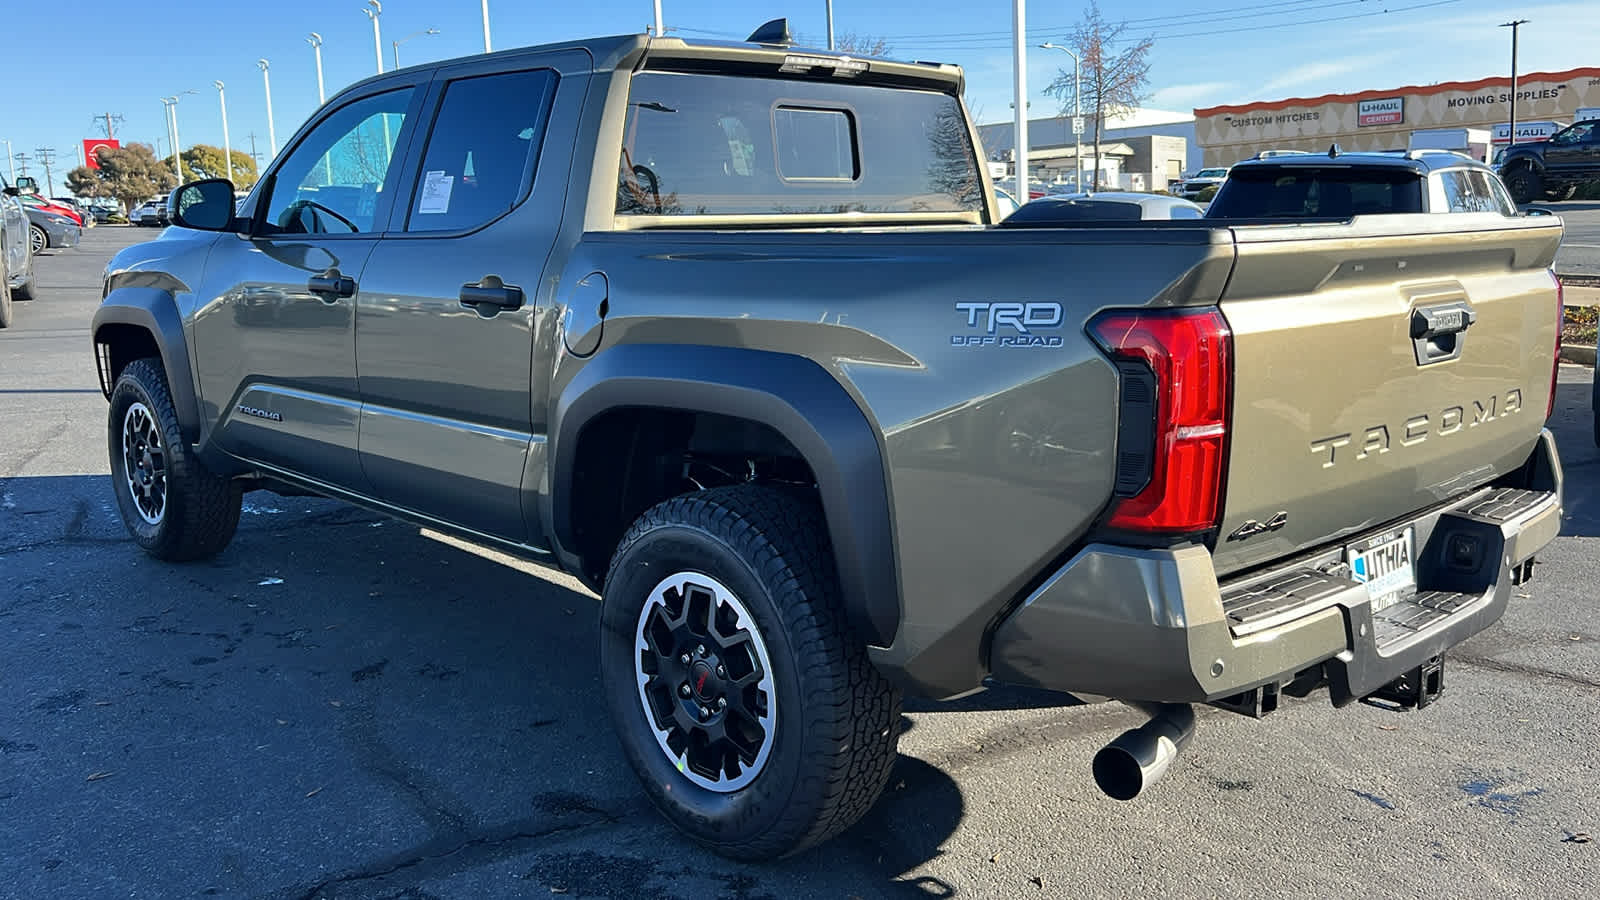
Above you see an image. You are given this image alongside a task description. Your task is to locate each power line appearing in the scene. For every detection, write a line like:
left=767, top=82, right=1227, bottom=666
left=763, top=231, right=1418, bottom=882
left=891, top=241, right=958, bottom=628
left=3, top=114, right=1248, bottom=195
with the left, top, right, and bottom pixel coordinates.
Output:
left=888, top=0, right=1367, bottom=42
left=889, top=0, right=1466, bottom=52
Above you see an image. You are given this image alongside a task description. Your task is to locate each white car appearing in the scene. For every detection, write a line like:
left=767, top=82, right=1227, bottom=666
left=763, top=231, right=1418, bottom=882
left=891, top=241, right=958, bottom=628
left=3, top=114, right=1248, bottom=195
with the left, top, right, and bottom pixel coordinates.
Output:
left=1178, top=167, right=1230, bottom=198
left=131, top=197, right=169, bottom=227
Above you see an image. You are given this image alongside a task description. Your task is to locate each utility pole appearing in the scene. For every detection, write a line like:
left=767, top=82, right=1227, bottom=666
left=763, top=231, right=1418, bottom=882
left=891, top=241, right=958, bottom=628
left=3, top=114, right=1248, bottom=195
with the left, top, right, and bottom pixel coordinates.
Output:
left=14, top=152, right=29, bottom=178
left=35, top=147, right=57, bottom=195
left=92, top=112, right=124, bottom=140
left=247, top=133, right=262, bottom=169
left=1011, top=0, right=1028, bottom=203
left=1500, top=20, right=1530, bottom=149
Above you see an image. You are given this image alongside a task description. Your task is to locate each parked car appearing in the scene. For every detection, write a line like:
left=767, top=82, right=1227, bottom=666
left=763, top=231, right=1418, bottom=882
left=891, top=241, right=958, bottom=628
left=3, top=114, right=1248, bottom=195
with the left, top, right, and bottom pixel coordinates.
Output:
left=1, top=182, right=39, bottom=328
left=18, top=192, right=84, bottom=226
left=51, top=197, right=96, bottom=227
left=1177, top=166, right=1230, bottom=198
left=1206, top=149, right=1523, bottom=218
left=130, top=197, right=169, bottom=227
left=993, top=187, right=1020, bottom=218
left=1498, top=118, right=1600, bottom=203
left=1000, top=191, right=1205, bottom=224
left=23, top=205, right=82, bottom=254
left=93, top=22, right=1565, bottom=860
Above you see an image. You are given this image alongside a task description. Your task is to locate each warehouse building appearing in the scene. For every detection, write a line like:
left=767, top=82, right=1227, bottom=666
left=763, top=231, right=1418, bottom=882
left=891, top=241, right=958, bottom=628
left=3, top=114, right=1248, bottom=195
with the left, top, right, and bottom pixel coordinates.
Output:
left=977, top=108, right=1196, bottom=192
left=1194, top=66, right=1600, bottom=167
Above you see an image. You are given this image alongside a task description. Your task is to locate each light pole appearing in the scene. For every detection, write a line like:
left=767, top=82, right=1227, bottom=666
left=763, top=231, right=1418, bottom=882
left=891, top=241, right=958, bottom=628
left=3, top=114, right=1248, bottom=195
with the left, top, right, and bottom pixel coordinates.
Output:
left=308, top=33, right=327, bottom=105
left=1039, top=43, right=1082, bottom=189
left=214, top=81, right=234, bottom=184
left=1500, top=20, right=1530, bottom=149
left=2, top=139, right=14, bottom=181
left=258, top=59, right=278, bottom=157
left=392, top=28, right=439, bottom=69
left=826, top=0, right=835, bottom=50
left=652, top=1, right=663, bottom=35
left=481, top=0, right=492, bottom=52
left=1011, top=0, right=1028, bottom=203
left=364, top=1, right=385, bottom=75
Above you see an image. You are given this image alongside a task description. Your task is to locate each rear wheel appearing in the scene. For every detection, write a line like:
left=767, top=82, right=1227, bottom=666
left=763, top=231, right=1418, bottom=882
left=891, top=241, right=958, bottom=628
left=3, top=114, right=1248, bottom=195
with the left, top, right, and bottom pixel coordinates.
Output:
left=0, top=255, right=12, bottom=329
left=13, top=250, right=36, bottom=301
left=1504, top=167, right=1542, bottom=204
left=108, top=358, right=243, bottom=560
left=28, top=224, right=47, bottom=255
left=600, top=485, right=902, bottom=860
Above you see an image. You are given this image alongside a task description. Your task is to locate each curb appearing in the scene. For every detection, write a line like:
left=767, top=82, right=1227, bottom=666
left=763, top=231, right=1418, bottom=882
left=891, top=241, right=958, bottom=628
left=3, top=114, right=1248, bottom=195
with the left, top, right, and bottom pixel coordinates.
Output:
left=1559, top=274, right=1600, bottom=289
left=1561, top=344, right=1597, bottom=367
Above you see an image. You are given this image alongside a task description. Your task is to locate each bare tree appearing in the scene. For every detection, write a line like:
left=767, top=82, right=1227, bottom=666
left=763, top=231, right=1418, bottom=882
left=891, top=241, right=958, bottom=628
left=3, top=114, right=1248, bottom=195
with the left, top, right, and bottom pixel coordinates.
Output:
left=1044, top=2, right=1154, bottom=191
left=832, top=33, right=892, bottom=57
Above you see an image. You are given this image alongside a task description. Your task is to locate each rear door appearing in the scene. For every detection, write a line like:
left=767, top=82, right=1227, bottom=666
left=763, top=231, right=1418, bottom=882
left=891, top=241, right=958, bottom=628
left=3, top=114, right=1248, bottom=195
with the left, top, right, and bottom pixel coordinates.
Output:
left=1212, top=214, right=1562, bottom=576
left=354, top=51, right=582, bottom=542
left=1544, top=121, right=1596, bottom=178
left=191, top=76, right=427, bottom=491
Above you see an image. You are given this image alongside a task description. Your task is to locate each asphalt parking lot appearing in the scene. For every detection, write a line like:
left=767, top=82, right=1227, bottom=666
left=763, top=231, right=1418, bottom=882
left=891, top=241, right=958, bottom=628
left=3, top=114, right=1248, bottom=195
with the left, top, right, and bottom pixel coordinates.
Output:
left=1548, top=201, right=1600, bottom=277
left=2, top=227, right=1598, bottom=899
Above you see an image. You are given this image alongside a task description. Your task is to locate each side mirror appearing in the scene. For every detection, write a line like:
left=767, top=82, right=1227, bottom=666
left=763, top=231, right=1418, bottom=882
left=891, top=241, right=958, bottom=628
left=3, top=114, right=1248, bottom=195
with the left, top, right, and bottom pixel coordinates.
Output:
left=14, top=176, right=38, bottom=193
left=170, top=178, right=239, bottom=232
left=1525, top=207, right=1554, bottom=217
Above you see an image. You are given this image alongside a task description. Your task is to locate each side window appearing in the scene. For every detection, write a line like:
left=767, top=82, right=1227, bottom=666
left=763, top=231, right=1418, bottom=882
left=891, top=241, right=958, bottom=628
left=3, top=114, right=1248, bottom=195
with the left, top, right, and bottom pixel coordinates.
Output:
left=405, top=69, right=557, bottom=233
left=1440, top=171, right=1473, bottom=212
left=1470, top=170, right=1516, bottom=216
left=261, top=88, right=412, bottom=235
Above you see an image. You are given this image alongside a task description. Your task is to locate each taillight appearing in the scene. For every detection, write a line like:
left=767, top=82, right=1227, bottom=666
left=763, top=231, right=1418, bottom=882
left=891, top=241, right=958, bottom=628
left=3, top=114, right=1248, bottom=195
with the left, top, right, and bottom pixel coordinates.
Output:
left=1089, top=308, right=1232, bottom=534
left=1549, top=270, right=1563, bottom=420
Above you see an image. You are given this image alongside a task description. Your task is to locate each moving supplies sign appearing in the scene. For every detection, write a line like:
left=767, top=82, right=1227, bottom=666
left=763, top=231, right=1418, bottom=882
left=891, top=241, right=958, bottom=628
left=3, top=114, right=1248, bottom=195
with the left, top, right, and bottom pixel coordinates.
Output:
left=1358, top=97, right=1404, bottom=127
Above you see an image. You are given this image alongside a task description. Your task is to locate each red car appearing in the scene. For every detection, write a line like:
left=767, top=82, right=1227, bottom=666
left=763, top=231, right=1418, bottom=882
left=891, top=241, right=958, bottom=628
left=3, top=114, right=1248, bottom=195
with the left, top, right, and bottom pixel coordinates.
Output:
left=17, top=193, right=84, bottom=226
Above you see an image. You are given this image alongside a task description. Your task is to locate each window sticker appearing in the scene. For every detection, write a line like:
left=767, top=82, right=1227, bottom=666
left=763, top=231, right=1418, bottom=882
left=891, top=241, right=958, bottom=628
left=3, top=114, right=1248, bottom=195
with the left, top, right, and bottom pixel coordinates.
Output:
left=418, top=170, right=454, bottom=214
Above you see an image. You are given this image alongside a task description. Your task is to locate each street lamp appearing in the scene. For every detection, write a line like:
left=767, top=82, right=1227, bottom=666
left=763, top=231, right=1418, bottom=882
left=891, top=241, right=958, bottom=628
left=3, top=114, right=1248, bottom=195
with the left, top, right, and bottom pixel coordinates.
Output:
left=307, top=32, right=327, bottom=105
left=363, top=1, right=385, bottom=75
left=214, top=80, right=233, bottom=184
left=1010, top=0, right=1028, bottom=203
left=481, top=0, right=492, bottom=52
left=826, top=0, right=834, bottom=50
left=652, top=1, right=663, bottom=35
left=392, top=28, right=440, bottom=69
left=258, top=59, right=277, bottom=157
left=1500, top=20, right=1530, bottom=149
left=2, top=139, right=14, bottom=181
left=162, top=89, right=199, bottom=183
left=1039, top=42, right=1083, bottom=189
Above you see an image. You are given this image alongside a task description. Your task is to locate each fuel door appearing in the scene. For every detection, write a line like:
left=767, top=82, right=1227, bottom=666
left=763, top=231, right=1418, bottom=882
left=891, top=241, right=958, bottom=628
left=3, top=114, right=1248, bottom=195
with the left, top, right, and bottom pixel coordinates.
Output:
left=562, top=271, right=608, bottom=357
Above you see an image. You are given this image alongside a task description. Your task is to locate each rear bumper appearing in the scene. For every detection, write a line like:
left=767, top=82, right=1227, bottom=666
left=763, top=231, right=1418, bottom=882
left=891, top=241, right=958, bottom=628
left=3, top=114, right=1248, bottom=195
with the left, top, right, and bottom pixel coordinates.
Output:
left=988, top=429, right=1563, bottom=705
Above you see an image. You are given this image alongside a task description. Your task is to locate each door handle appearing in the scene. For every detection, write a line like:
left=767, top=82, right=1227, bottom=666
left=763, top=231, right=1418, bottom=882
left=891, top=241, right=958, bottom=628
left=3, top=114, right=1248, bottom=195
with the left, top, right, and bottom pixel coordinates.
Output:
left=307, top=273, right=356, bottom=300
left=459, top=276, right=524, bottom=314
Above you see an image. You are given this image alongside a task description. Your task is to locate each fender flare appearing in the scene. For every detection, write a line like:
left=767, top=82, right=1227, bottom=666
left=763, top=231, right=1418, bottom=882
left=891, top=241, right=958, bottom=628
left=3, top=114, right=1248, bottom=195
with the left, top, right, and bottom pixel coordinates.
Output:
left=92, top=286, right=202, bottom=444
left=548, top=344, right=901, bottom=647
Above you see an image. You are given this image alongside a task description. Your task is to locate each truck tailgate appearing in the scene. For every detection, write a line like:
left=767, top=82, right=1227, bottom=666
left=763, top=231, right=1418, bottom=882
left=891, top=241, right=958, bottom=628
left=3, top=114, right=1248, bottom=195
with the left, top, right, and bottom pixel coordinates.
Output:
left=1212, top=213, right=1563, bottom=577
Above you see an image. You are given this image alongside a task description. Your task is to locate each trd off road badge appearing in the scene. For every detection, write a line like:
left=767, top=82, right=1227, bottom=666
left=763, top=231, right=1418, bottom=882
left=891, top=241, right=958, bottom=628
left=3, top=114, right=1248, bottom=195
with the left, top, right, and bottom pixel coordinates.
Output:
left=951, top=301, right=1065, bottom=348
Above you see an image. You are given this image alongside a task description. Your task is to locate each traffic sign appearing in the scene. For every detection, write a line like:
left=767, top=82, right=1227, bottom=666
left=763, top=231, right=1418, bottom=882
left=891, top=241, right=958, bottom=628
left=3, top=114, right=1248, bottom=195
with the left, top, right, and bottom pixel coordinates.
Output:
left=1072, top=116, right=1085, bottom=136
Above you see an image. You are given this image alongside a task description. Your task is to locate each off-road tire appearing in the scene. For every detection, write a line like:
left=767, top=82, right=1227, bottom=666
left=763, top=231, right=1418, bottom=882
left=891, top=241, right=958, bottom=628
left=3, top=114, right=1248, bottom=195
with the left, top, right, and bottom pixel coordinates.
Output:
left=1545, top=184, right=1577, bottom=202
left=600, top=485, right=902, bottom=860
left=108, top=357, right=242, bottom=560
left=1504, top=167, right=1542, bottom=205
left=13, top=262, right=36, bottom=300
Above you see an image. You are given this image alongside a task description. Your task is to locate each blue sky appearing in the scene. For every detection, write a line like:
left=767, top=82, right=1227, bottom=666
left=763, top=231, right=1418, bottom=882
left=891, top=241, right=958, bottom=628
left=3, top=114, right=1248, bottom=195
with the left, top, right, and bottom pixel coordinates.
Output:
left=4, top=0, right=1597, bottom=195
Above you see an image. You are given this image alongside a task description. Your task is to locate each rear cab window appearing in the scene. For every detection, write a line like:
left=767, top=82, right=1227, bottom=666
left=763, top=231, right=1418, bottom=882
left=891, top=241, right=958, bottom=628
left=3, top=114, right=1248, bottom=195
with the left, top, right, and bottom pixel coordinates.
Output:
left=1206, top=166, right=1425, bottom=218
left=615, top=71, right=984, bottom=222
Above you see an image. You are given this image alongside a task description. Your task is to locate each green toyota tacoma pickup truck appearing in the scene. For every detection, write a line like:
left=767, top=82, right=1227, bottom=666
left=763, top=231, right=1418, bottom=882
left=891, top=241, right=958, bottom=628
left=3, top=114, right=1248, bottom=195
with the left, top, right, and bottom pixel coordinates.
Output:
left=93, top=23, right=1565, bottom=859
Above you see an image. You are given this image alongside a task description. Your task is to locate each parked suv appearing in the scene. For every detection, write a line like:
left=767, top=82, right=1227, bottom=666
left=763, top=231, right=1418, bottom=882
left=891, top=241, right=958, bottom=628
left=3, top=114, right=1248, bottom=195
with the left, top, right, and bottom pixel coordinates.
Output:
left=1207, top=149, right=1521, bottom=217
left=93, top=25, right=1564, bottom=860
left=1, top=180, right=40, bottom=328
left=1498, top=119, right=1600, bottom=203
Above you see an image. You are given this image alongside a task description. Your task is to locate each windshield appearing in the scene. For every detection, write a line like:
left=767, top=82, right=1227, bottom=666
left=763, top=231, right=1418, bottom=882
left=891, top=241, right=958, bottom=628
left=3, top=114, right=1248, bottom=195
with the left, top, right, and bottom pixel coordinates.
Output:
left=617, top=71, right=983, bottom=219
left=1206, top=166, right=1424, bottom=218
left=1196, top=169, right=1228, bottom=178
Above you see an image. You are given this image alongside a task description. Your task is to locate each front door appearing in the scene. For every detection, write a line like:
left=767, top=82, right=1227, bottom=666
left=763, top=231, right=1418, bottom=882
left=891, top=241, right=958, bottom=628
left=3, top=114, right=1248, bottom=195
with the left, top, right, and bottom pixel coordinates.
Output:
left=355, top=59, right=574, bottom=542
left=1544, top=120, right=1597, bottom=179
left=192, top=81, right=425, bottom=491
left=1, top=192, right=25, bottom=282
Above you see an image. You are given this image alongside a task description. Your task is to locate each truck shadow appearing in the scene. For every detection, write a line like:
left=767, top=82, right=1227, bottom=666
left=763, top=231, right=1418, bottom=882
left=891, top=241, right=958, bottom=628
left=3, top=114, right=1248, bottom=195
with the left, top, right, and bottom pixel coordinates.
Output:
left=1550, top=377, right=1598, bottom=538
left=0, top=473, right=965, bottom=898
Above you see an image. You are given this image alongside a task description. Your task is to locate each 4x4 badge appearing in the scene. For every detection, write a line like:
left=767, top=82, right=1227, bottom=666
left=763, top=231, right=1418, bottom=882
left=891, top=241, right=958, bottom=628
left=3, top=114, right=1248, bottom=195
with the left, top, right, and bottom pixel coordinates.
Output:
left=1227, top=511, right=1288, bottom=542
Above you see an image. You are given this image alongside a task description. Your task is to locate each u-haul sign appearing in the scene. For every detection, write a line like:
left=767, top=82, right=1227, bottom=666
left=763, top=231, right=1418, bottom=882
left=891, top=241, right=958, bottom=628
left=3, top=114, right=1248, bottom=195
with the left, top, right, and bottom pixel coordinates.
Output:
left=1357, top=97, right=1405, bottom=127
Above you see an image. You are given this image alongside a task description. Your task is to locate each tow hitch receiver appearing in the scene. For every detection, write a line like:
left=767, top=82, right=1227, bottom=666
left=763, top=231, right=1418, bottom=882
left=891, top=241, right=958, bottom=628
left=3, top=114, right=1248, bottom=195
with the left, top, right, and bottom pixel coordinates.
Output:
left=1362, top=655, right=1445, bottom=710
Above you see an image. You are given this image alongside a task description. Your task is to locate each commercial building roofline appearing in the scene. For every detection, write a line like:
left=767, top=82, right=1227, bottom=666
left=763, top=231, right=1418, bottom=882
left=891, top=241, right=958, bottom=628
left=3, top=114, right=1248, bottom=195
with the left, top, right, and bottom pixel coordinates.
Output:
left=1195, top=65, right=1600, bottom=118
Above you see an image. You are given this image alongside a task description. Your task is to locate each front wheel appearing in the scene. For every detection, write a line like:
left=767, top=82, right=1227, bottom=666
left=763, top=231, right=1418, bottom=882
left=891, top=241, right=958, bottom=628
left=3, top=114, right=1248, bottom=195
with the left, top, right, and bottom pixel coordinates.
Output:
left=108, top=358, right=243, bottom=560
left=0, top=255, right=12, bottom=329
left=600, top=486, right=902, bottom=860
left=1504, top=167, right=1542, bottom=204
left=28, top=224, right=47, bottom=255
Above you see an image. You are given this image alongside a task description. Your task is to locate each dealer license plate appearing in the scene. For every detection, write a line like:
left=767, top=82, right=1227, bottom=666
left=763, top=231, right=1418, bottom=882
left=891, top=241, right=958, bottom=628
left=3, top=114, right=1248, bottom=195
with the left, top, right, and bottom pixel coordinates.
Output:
left=1347, top=529, right=1416, bottom=612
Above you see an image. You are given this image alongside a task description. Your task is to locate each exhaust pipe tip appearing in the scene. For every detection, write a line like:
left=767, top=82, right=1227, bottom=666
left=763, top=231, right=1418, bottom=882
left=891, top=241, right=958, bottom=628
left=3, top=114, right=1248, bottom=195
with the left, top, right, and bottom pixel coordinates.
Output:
left=1092, top=703, right=1195, bottom=801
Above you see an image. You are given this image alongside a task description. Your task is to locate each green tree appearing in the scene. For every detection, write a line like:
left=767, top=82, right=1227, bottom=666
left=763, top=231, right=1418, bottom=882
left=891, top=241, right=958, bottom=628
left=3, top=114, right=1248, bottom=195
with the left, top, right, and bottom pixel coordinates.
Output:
left=180, top=144, right=259, bottom=189
left=1044, top=1, right=1155, bottom=191
left=72, top=142, right=178, bottom=214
